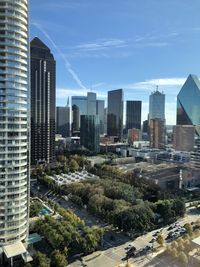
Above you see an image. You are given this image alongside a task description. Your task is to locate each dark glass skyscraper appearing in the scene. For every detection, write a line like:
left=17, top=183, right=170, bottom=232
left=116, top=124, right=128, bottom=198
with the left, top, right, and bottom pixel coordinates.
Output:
left=56, top=106, right=70, bottom=137
left=177, top=74, right=200, bottom=136
left=31, top=37, right=56, bottom=165
left=80, top=115, right=100, bottom=153
left=96, top=100, right=105, bottom=134
left=126, top=101, right=142, bottom=130
left=107, top=89, right=123, bottom=139
left=72, top=104, right=80, bottom=135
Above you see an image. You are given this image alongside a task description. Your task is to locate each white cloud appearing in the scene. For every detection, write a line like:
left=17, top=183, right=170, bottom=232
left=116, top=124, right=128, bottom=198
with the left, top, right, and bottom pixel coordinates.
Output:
left=75, top=38, right=127, bottom=51
left=123, top=77, right=186, bottom=91
left=133, top=42, right=170, bottom=48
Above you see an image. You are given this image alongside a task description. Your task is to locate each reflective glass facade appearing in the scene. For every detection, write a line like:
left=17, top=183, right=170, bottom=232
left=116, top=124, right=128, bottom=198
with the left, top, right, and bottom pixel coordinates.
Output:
left=107, top=89, right=123, bottom=140
left=80, top=115, right=100, bottom=153
left=56, top=107, right=70, bottom=138
left=177, top=74, right=200, bottom=136
left=96, top=100, right=105, bottom=134
left=0, top=0, right=29, bottom=246
left=87, top=92, right=96, bottom=116
left=149, top=90, right=165, bottom=120
left=72, top=96, right=87, bottom=130
left=71, top=96, right=87, bottom=116
left=72, top=104, right=80, bottom=134
left=126, top=100, right=142, bottom=130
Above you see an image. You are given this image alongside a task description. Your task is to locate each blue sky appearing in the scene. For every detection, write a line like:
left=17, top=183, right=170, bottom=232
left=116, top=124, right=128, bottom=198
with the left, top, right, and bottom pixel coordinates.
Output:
left=30, top=0, right=200, bottom=124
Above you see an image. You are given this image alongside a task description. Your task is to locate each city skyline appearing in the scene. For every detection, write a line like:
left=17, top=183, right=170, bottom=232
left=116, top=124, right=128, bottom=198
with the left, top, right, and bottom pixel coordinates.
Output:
left=30, top=0, right=200, bottom=125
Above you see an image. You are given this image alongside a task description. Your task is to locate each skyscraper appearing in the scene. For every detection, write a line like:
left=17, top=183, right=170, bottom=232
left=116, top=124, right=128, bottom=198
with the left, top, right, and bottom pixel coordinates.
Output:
left=0, top=0, right=30, bottom=264
left=71, top=96, right=87, bottom=116
left=80, top=115, right=100, bottom=153
left=177, top=74, right=200, bottom=136
left=31, top=37, right=56, bottom=165
left=72, top=104, right=80, bottom=135
left=56, top=106, right=70, bottom=137
left=149, top=119, right=166, bottom=149
left=71, top=96, right=87, bottom=130
left=126, top=101, right=142, bottom=130
left=107, top=89, right=124, bottom=140
left=96, top=100, right=105, bottom=134
left=149, top=90, right=165, bottom=120
left=87, top=92, right=96, bottom=115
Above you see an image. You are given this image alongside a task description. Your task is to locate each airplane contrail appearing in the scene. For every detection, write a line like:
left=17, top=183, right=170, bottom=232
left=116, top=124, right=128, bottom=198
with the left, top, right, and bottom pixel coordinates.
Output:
left=31, top=22, right=87, bottom=90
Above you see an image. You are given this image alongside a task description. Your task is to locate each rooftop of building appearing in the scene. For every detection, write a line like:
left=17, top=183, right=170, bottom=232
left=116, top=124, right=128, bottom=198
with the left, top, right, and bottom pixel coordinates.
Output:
left=117, top=161, right=178, bottom=173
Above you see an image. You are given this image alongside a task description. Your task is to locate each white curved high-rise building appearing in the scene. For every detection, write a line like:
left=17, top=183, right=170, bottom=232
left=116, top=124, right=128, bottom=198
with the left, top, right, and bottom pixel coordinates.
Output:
left=0, top=0, right=29, bottom=256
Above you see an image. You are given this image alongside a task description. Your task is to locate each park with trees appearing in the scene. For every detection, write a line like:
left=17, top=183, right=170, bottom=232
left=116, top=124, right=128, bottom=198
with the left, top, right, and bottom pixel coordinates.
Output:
left=62, top=164, right=185, bottom=234
left=26, top=207, right=103, bottom=267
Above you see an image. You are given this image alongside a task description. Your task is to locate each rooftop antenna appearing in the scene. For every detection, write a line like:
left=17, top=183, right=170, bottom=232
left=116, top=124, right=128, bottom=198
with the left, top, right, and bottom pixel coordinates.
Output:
left=156, top=85, right=159, bottom=91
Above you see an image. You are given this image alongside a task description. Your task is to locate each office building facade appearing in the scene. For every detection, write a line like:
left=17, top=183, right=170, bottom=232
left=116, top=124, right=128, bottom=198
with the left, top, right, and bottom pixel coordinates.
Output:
left=190, top=139, right=200, bottom=170
left=87, top=92, right=96, bottom=116
left=96, top=100, right=105, bottom=134
left=80, top=115, right=100, bottom=153
left=72, top=104, right=80, bottom=135
left=71, top=96, right=87, bottom=117
left=173, top=125, right=195, bottom=152
left=56, top=106, right=70, bottom=137
left=107, top=89, right=123, bottom=140
left=128, top=128, right=141, bottom=144
left=149, top=118, right=166, bottom=149
left=149, top=90, right=165, bottom=120
left=177, top=74, right=200, bottom=136
left=0, top=0, right=30, bottom=264
left=71, top=96, right=87, bottom=131
left=31, top=37, right=56, bottom=165
left=126, top=101, right=141, bottom=130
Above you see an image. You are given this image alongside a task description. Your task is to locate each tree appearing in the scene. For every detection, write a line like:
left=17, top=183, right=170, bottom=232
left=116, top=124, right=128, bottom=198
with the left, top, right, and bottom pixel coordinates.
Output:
left=33, top=252, right=50, bottom=267
left=23, top=264, right=32, bottom=267
left=171, top=247, right=178, bottom=258
left=173, top=199, right=185, bottom=217
left=80, top=227, right=103, bottom=254
left=196, top=218, right=200, bottom=227
left=69, top=159, right=79, bottom=172
left=166, top=245, right=172, bottom=255
left=30, top=200, right=43, bottom=217
left=184, top=223, right=192, bottom=235
left=178, top=251, right=188, bottom=265
left=51, top=250, right=67, bottom=267
left=155, top=200, right=175, bottom=223
left=171, top=241, right=178, bottom=249
left=156, top=234, right=164, bottom=246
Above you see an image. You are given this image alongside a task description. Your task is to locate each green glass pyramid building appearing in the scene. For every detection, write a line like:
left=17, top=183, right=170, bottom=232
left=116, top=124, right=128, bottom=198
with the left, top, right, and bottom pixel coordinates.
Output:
left=177, top=74, right=200, bottom=136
